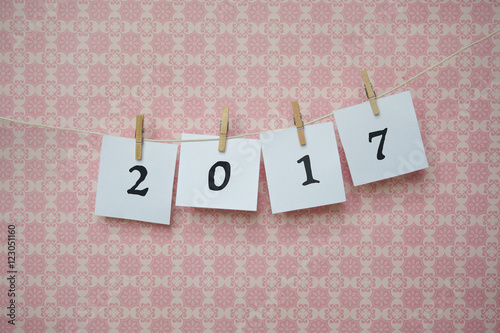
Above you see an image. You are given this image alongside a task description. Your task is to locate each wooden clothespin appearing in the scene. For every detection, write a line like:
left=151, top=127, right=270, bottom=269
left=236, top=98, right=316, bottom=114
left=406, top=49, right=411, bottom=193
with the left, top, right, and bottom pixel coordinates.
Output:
left=135, top=115, right=144, bottom=160
left=218, top=107, right=229, bottom=152
left=292, top=101, right=306, bottom=145
left=362, top=70, right=380, bottom=115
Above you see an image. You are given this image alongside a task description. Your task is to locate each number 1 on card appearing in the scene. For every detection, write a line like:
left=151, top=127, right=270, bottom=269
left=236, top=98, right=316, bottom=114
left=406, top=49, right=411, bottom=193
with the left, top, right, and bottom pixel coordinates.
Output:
left=297, top=155, right=320, bottom=186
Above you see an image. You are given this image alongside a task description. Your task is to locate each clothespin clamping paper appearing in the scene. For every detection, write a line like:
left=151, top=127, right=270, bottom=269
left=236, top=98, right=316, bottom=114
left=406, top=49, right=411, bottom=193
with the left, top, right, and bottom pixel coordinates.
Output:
left=292, top=101, right=306, bottom=145
left=218, top=107, right=229, bottom=152
left=362, top=70, right=380, bottom=116
left=135, top=114, right=144, bottom=160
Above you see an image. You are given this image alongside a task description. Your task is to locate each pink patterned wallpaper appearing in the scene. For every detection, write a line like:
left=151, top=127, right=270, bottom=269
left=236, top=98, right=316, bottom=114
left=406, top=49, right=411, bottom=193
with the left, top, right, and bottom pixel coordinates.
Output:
left=0, top=0, right=499, bottom=332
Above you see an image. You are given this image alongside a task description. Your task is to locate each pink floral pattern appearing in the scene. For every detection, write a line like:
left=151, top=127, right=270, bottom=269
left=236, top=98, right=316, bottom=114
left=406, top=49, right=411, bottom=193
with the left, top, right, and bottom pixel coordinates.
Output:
left=0, top=0, right=499, bottom=332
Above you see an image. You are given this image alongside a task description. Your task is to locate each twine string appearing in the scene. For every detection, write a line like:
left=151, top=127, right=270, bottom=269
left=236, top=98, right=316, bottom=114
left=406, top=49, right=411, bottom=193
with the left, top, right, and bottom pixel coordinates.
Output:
left=1, top=28, right=499, bottom=143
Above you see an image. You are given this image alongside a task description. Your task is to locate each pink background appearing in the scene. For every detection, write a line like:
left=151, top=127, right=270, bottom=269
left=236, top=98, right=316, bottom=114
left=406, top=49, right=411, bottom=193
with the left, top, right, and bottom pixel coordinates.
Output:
left=1, top=0, right=499, bottom=332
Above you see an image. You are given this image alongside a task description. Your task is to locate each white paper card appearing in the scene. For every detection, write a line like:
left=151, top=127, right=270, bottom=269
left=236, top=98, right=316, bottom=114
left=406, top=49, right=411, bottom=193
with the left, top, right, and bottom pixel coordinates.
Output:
left=95, top=136, right=178, bottom=225
left=334, top=91, right=428, bottom=186
left=175, top=134, right=261, bottom=211
left=260, top=122, right=346, bottom=214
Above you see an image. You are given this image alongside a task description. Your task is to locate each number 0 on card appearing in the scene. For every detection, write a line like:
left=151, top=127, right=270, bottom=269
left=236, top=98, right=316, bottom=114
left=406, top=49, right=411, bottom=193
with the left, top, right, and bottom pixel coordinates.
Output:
left=95, top=136, right=178, bottom=225
left=175, top=133, right=261, bottom=211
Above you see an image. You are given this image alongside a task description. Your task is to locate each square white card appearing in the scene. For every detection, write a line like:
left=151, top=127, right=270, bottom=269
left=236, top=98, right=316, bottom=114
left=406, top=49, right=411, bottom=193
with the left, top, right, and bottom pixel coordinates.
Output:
left=334, top=91, right=428, bottom=186
left=175, top=134, right=261, bottom=211
left=95, top=136, right=178, bottom=225
left=260, top=122, right=346, bottom=214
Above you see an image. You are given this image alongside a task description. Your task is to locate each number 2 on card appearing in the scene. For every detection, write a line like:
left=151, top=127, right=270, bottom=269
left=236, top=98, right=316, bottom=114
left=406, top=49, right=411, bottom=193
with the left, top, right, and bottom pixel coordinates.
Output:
left=127, top=165, right=149, bottom=196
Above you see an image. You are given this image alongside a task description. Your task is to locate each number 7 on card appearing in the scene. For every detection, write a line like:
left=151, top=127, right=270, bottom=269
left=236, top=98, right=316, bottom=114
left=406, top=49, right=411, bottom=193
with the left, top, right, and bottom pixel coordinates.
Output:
left=334, top=91, right=428, bottom=186
left=95, top=136, right=178, bottom=225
